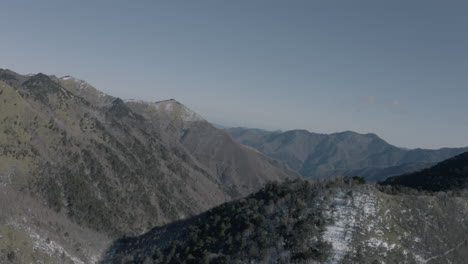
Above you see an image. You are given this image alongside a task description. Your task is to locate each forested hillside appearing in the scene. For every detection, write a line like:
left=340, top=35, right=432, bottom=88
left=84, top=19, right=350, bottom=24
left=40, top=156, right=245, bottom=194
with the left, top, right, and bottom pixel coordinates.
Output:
left=381, top=152, right=468, bottom=192
left=0, top=69, right=297, bottom=263
left=103, top=178, right=468, bottom=264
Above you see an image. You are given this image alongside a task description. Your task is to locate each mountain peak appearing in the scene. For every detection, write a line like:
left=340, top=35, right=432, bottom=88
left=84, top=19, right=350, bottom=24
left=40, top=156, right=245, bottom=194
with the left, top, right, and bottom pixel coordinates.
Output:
left=330, top=130, right=387, bottom=143
left=24, top=73, right=55, bottom=84
left=59, top=75, right=90, bottom=89
left=112, top=97, right=125, bottom=105
left=21, top=73, right=67, bottom=103
left=0, top=69, right=19, bottom=81
left=60, top=75, right=74, bottom=80
left=152, top=99, right=205, bottom=122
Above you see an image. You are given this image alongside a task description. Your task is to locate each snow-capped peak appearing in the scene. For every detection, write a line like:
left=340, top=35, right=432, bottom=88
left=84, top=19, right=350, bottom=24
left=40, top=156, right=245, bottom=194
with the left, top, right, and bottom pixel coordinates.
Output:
left=153, top=99, right=204, bottom=122
left=60, top=75, right=90, bottom=90
left=60, top=75, right=74, bottom=81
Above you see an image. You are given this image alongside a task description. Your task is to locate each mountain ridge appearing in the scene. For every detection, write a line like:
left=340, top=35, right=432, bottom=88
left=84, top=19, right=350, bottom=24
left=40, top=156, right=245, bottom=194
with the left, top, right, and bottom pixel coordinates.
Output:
left=381, top=151, right=468, bottom=192
left=0, top=69, right=298, bottom=263
left=2, top=68, right=467, bottom=264
left=225, top=127, right=468, bottom=181
left=102, top=178, right=468, bottom=264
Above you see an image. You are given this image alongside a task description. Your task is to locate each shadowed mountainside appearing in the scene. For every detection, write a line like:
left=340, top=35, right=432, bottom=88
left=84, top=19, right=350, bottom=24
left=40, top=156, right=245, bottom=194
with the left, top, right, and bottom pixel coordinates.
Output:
left=102, top=178, right=468, bottom=264
left=381, top=151, right=468, bottom=192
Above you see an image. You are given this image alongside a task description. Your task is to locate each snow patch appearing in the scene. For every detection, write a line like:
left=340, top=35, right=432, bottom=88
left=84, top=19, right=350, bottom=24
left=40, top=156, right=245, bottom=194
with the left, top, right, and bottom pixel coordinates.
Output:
left=154, top=100, right=204, bottom=122
left=323, top=187, right=380, bottom=263
left=367, top=237, right=396, bottom=250
left=124, top=99, right=147, bottom=104
left=78, top=80, right=88, bottom=90
left=164, top=101, right=173, bottom=112
left=60, top=75, right=74, bottom=80
left=8, top=221, right=90, bottom=264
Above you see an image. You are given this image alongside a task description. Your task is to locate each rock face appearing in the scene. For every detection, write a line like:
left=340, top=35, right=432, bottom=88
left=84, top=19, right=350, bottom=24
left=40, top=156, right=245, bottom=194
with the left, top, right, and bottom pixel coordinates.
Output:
left=225, top=127, right=468, bottom=181
left=0, top=69, right=297, bottom=262
left=102, top=179, right=468, bottom=264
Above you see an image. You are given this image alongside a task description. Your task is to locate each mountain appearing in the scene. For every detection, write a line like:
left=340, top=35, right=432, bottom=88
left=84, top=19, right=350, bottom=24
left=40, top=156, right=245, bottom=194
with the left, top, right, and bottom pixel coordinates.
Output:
left=0, top=69, right=297, bottom=262
left=0, top=185, right=110, bottom=264
left=225, top=127, right=468, bottom=181
left=3, top=67, right=466, bottom=264
left=381, top=152, right=468, bottom=192
left=124, top=99, right=297, bottom=196
left=102, top=178, right=468, bottom=264
left=343, top=162, right=434, bottom=182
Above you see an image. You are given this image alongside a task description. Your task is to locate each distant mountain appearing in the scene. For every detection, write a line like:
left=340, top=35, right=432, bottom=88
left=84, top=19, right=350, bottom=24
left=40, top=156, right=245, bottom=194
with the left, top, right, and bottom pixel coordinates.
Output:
left=102, top=179, right=468, bottom=264
left=225, top=127, right=468, bottom=181
left=344, top=162, right=434, bottom=182
left=0, top=69, right=297, bottom=262
left=211, top=123, right=230, bottom=129
left=381, top=152, right=468, bottom=192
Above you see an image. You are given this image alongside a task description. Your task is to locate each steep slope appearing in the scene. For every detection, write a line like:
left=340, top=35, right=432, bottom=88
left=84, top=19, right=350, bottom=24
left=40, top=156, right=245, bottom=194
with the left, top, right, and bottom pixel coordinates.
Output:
left=381, top=152, right=468, bottom=192
left=224, top=127, right=282, bottom=150
left=58, top=75, right=115, bottom=107
left=102, top=179, right=468, bottom=264
left=0, top=186, right=110, bottom=264
left=125, top=99, right=299, bottom=196
left=0, top=69, right=296, bottom=239
left=225, top=127, right=468, bottom=181
left=0, top=71, right=227, bottom=236
left=101, top=179, right=333, bottom=264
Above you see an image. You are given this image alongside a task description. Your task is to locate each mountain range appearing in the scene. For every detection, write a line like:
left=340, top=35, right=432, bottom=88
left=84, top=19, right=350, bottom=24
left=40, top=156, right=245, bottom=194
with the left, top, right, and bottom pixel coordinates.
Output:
left=0, top=69, right=296, bottom=263
left=102, top=150, right=468, bottom=263
left=225, top=127, right=468, bottom=181
left=1, top=68, right=467, bottom=264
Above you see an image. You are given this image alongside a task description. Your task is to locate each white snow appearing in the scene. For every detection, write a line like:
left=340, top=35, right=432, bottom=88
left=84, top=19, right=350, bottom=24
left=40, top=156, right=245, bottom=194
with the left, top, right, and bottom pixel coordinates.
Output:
left=367, top=237, right=396, bottom=250
left=323, top=191, right=357, bottom=263
left=179, top=107, right=204, bottom=122
left=78, top=80, right=88, bottom=90
left=164, top=101, right=173, bottom=112
left=8, top=221, right=88, bottom=264
left=124, top=99, right=147, bottom=104
left=322, top=187, right=380, bottom=263
left=153, top=100, right=204, bottom=122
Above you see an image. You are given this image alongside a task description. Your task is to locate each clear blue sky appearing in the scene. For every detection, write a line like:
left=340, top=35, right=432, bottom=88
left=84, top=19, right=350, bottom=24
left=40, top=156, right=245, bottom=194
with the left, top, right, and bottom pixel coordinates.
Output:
left=1, top=0, right=467, bottom=149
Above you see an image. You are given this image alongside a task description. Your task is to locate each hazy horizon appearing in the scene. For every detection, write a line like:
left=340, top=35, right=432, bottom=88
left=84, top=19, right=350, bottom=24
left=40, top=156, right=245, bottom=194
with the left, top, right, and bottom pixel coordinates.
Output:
left=1, top=0, right=467, bottom=149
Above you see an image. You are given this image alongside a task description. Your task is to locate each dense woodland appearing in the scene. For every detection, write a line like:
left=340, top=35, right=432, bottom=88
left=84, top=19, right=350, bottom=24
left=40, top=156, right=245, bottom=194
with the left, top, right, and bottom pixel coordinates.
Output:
left=103, top=179, right=363, bottom=263
left=103, top=177, right=373, bottom=264
left=381, top=152, right=468, bottom=192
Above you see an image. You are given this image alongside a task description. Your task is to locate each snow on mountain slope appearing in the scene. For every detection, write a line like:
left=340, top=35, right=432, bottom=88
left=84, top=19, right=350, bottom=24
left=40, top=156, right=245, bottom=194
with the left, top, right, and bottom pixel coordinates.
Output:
left=323, top=188, right=378, bottom=263
left=152, top=99, right=205, bottom=122
left=101, top=179, right=468, bottom=264
left=58, top=75, right=114, bottom=106
left=322, top=184, right=468, bottom=264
